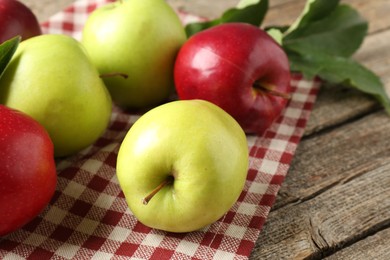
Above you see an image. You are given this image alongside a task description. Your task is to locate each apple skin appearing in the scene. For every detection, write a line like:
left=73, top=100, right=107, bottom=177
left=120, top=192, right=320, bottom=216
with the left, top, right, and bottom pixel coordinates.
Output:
left=174, top=22, right=291, bottom=135
left=0, top=0, right=42, bottom=43
left=0, top=105, right=57, bottom=237
left=0, top=34, right=112, bottom=157
left=116, top=99, right=249, bottom=233
left=81, top=0, right=187, bottom=109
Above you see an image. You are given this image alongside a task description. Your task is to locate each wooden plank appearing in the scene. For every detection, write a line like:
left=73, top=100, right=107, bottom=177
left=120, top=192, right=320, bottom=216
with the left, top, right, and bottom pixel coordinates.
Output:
left=343, top=0, right=390, bottom=34
left=354, top=29, right=390, bottom=96
left=263, top=0, right=306, bottom=28
left=250, top=110, right=390, bottom=258
left=168, top=0, right=238, bottom=19
left=324, top=228, right=390, bottom=260
left=304, top=85, right=380, bottom=136
left=275, top=110, right=390, bottom=209
left=250, top=155, right=390, bottom=259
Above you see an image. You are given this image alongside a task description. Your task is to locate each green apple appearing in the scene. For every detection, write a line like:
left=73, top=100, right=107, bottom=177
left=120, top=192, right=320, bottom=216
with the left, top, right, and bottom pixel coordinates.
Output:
left=81, top=0, right=187, bottom=109
left=0, top=34, right=112, bottom=157
left=116, top=99, right=249, bottom=233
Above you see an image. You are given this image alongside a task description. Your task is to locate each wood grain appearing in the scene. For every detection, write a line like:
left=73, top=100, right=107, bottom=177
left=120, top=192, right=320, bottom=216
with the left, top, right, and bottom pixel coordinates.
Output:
left=354, top=29, right=390, bottom=96
left=251, top=155, right=390, bottom=259
left=275, top=111, right=390, bottom=210
left=254, top=0, right=390, bottom=256
left=324, top=228, right=390, bottom=260
left=304, top=84, right=380, bottom=136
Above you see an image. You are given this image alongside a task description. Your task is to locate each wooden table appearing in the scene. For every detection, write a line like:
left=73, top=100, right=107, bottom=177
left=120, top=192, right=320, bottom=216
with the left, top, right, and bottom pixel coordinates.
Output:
left=22, top=0, right=390, bottom=259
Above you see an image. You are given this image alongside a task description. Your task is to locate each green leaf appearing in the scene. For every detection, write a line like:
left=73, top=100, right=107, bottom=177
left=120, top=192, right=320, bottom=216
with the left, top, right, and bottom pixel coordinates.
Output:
left=266, top=28, right=283, bottom=45
left=283, top=4, right=368, bottom=58
left=222, top=0, right=268, bottom=26
left=264, top=25, right=289, bottom=34
left=287, top=51, right=322, bottom=79
left=0, top=36, right=21, bottom=79
left=289, top=51, right=390, bottom=113
left=285, top=0, right=340, bottom=35
left=185, top=0, right=268, bottom=37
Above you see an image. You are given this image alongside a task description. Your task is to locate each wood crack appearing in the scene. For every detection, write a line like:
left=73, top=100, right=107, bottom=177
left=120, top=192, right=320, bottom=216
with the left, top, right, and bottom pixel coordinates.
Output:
left=322, top=220, right=390, bottom=259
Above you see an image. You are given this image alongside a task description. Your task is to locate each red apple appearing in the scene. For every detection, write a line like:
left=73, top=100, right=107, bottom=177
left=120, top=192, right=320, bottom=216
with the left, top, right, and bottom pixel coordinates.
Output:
left=174, top=22, right=291, bottom=135
left=0, top=105, right=57, bottom=236
left=0, top=0, right=42, bottom=43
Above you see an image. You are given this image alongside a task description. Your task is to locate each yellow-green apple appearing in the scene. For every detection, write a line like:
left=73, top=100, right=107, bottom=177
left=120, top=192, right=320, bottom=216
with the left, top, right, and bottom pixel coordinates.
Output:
left=81, top=0, right=187, bottom=109
left=0, top=0, right=42, bottom=43
left=116, top=99, right=249, bottom=233
left=174, top=22, right=291, bottom=135
left=0, top=105, right=56, bottom=236
left=0, top=34, right=112, bottom=157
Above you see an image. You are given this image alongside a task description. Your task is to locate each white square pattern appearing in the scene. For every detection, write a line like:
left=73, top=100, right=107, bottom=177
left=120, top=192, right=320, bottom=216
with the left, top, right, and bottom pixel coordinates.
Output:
left=44, top=206, right=67, bottom=225
left=62, top=181, right=85, bottom=199
left=81, top=159, right=103, bottom=174
left=108, top=226, right=131, bottom=242
left=269, top=139, right=289, bottom=152
left=55, top=243, right=80, bottom=259
left=95, top=193, right=116, bottom=209
left=176, top=240, right=199, bottom=256
left=141, top=233, right=164, bottom=247
left=260, top=159, right=280, bottom=175
left=225, top=224, right=247, bottom=240
left=76, top=218, right=100, bottom=235
left=248, top=183, right=269, bottom=195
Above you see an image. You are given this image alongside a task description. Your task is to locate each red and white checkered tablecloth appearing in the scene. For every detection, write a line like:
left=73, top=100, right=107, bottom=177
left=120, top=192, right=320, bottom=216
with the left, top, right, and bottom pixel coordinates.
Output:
left=0, top=0, right=320, bottom=259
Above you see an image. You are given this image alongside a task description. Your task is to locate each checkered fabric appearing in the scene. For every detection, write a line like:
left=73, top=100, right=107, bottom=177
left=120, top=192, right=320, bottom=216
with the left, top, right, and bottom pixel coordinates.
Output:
left=0, top=0, right=320, bottom=259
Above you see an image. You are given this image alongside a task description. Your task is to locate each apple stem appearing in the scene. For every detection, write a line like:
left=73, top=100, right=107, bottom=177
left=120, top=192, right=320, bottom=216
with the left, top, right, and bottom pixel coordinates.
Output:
left=253, top=81, right=291, bottom=99
left=100, top=72, right=128, bottom=79
left=142, top=177, right=173, bottom=205
left=262, top=88, right=291, bottom=99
